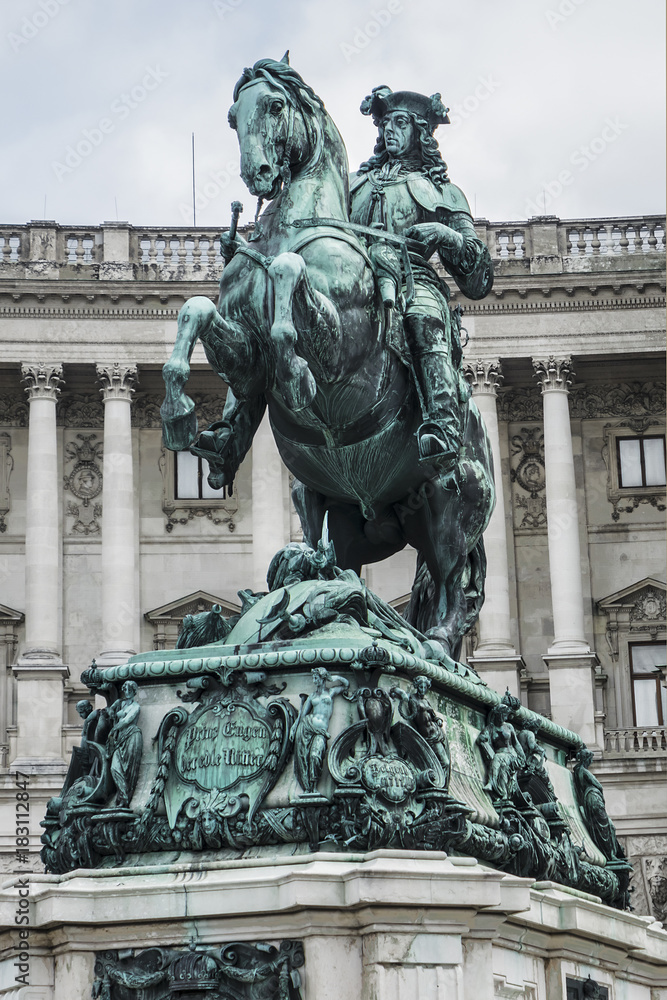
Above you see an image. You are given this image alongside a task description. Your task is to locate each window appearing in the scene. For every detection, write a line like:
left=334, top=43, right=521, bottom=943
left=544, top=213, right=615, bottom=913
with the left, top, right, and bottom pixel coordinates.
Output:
left=617, top=435, right=666, bottom=488
left=603, top=425, right=667, bottom=521
left=175, top=450, right=228, bottom=500
left=630, top=642, right=667, bottom=726
left=159, top=445, right=238, bottom=532
left=566, top=978, right=608, bottom=999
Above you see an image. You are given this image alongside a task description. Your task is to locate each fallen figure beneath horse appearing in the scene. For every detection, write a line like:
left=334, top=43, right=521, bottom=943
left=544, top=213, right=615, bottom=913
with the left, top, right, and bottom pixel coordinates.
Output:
left=161, top=54, right=496, bottom=662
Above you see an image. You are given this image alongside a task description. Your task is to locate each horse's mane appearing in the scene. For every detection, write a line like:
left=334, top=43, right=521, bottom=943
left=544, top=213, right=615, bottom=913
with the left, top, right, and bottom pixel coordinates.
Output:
left=231, top=58, right=325, bottom=119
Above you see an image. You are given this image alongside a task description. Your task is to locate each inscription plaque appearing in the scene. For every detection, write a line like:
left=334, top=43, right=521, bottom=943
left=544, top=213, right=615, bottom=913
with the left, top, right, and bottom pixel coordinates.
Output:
left=175, top=703, right=272, bottom=792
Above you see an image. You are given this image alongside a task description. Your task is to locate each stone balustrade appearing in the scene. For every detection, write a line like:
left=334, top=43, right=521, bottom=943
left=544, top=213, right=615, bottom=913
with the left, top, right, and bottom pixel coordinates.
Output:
left=475, top=215, right=666, bottom=260
left=0, top=215, right=664, bottom=277
left=604, top=726, right=667, bottom=755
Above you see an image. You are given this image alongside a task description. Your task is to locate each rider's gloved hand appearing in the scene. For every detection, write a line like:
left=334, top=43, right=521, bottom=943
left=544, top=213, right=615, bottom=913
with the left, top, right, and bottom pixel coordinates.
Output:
left=405, top=223, right=465, bottom=263
left=219, top=232, right=246, bottom=265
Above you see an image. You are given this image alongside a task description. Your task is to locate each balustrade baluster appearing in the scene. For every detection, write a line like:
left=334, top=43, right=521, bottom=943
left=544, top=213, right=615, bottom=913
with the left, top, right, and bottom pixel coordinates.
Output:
left=647, top=221, right=658, bottom=250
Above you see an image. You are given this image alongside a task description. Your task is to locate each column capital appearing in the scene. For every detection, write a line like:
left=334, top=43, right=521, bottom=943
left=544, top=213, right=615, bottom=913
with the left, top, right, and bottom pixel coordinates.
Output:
left=532, top=356, right=574, bottom=393
left=97, top=363, right=138, bottom=401
left=463, top=359, right=503, bottom=395
left=21, top=363, right=63, bottom=401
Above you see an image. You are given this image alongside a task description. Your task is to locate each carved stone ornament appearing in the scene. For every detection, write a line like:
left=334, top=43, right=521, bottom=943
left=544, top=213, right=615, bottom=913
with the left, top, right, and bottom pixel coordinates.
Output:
left=598, top=578, right=667, bottom=660
left=510, top=426, right=546, bottom=530
left=497, top=387, right=542, bottom=422
left=533, top=356, right=574, bottom=393
left=58, top=392, right=104, bottom=427
left=21, top=361, right=64, bottom=400
left=64, top=432, right=103, bottom=535
left=630, top=586, right=667, bottom=623
left=93, top=940, right=305, bottom=1000
left=96, top=362, right=137, bottom=400
left=0, top=433, right=13, bottom=532
left=0, top=391, right=28, bottom=427
left=463, top=358, right=503, bottom=396
left=569, top=380, right=666, bottom=419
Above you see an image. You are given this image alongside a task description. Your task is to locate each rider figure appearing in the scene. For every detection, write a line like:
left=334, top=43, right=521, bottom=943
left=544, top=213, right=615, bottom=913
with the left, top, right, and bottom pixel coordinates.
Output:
left=350, top=86, right=493, bottom=473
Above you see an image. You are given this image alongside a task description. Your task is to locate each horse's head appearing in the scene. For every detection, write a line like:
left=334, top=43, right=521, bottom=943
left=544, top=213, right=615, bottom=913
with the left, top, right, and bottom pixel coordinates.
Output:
left=228, top=55, right=326, bottom=201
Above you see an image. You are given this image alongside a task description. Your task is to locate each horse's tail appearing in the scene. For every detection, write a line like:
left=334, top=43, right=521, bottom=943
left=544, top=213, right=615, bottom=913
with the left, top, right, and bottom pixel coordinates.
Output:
left=404, top=537, right=487, bottom=660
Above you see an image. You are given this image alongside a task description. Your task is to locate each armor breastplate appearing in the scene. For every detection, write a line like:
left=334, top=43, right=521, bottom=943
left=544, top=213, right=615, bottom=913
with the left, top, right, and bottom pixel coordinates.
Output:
left=350, top=170, right=426, bottom=234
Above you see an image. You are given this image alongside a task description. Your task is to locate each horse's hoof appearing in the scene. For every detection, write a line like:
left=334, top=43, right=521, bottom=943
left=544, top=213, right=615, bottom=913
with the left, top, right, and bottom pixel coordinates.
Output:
left=160, top=397, right=198, bottom=452
left=281, top=358, right=317, bottom=411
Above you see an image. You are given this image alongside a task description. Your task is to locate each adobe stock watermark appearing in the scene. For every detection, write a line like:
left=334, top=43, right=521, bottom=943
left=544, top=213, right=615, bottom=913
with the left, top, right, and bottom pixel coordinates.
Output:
left=340, top=0, right=403, bottom=63
left=213, top=0, right=247, bottom=18
left=7, top=0, right=73, bottom=54
left=178, top=160, right=238, bottom=223
left=545, top=0, right=588, bottom=30
left=524, top=117, right=628, bottom=217
left=51, top=65, right=169, bottom=182
left=448, top=75, right=501, bottom=129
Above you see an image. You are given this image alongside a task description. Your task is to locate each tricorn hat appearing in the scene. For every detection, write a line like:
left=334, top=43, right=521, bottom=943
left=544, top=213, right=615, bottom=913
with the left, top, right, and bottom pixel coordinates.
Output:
left=360, top=86, right=450, bottom=131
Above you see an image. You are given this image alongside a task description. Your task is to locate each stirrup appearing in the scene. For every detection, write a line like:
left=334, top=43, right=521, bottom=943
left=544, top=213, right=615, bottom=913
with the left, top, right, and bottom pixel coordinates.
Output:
left=417, top=422, right=458, bottom=470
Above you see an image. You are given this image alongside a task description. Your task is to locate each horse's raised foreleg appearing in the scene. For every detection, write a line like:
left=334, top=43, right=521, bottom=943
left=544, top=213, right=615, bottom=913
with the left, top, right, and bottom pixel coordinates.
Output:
left=161, top=296, right=220, bottom=451
left=268, top=253, right=317, bottom=411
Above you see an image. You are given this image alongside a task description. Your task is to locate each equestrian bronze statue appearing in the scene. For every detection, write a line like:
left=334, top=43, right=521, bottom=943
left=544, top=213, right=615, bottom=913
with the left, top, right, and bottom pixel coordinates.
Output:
left=161, top=54, right=496, bottom=661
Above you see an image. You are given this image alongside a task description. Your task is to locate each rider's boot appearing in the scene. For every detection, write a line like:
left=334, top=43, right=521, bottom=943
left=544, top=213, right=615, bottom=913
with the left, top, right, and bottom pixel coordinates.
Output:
left=406, top=316, right=463, bottom=473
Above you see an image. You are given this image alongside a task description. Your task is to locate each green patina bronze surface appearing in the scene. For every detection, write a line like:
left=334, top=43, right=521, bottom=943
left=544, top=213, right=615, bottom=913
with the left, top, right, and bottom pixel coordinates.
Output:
left=41, top=543, right=631, bottom=909
left=160, top=54, right=495, bottom=662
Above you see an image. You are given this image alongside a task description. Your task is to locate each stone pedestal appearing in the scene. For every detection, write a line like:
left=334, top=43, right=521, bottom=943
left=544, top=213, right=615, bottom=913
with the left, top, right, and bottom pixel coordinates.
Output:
left=96, top=363, right=137, bottom=667
left=543, top=651, right=599, bottom=748
left=468, top=655, right=525, bottom=699
left=2, top=854, right=665, bottom=1000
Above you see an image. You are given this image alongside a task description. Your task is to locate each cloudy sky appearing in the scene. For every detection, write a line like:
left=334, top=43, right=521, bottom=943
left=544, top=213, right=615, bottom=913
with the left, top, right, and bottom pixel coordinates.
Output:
left=1, top=0, right=664, bottom=229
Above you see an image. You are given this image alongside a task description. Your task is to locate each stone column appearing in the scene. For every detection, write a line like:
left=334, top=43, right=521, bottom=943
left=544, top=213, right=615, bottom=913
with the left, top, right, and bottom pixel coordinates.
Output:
left=12, top=364, right=68, bottom=770
left=533, top=357, right=597, bottom=745
left=252, top=413, right=289, bottom=592
left=96, top=363, right=137, bottom=666
left=464, top=360, right=523, bottom=696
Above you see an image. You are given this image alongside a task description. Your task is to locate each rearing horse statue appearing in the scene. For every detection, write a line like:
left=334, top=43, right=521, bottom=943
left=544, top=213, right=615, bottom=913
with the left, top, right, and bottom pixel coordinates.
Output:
left=161, top=55, right=495, bottom=661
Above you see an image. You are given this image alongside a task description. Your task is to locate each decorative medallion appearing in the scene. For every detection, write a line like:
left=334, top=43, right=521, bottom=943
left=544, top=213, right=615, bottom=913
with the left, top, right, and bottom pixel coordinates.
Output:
left=631, top=587, right=667, bottom=623
left=510, top=427, right=547, bottom=530
left=63, top=433, right=103, bottom=535
left=361, top=754, right=416, bottom=803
